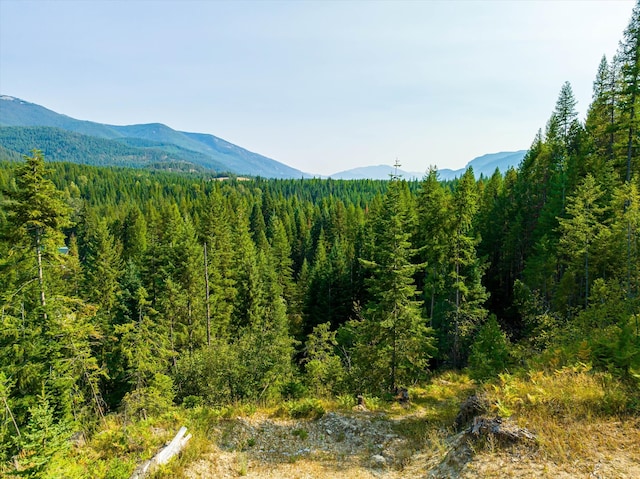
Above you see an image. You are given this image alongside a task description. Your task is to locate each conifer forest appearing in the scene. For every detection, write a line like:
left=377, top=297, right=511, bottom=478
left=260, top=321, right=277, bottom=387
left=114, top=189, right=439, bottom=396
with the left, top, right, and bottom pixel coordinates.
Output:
left=1, top=3, right=639, bottom=478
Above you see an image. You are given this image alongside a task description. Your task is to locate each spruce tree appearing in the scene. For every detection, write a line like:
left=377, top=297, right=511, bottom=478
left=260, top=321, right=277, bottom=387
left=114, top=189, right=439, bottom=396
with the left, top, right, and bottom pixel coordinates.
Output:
left=3, top=150, right=70, bottom=320
left=617, top=1, right=640, bottom=182
left=558, top=174, right=608, bottom=308
left=415, top=167, right=451, bottom=339
left=447, top=168, right=488, bottom=367
left=353, top=175, right=435, bottom=392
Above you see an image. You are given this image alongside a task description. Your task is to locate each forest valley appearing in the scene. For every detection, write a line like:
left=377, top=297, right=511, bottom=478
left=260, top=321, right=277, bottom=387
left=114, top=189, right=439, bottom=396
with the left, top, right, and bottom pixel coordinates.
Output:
left=1, top=4, right=640, bottom=479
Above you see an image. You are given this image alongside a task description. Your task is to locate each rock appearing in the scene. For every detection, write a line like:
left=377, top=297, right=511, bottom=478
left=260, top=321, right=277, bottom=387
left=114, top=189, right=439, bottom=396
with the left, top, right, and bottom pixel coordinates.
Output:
left=371, top=454, right=387, bottom=467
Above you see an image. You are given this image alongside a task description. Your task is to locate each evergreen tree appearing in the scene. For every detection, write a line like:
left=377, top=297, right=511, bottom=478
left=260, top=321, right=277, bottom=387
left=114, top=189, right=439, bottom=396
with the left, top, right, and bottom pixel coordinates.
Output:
left=82, top=216, right=121, bottom=317
left=0, top=152, right=101, bottom=428
left=617, top=1, right=640, bottom=182
left=115, top=285, right=173, bottom=417
left=558, top=174, right=608, bottom=308
left=468, top=315, right=511, bottom=381
left=554, top=81, right=580, bottom=148
left=13, top=393, right=70, bottom=478
left=415, top=167, right=451, bottom=343
left=304, top=322, right=345, bottom=396
left=586, top=56, right=617, bottom=168
left=120, top=205, right=147, bottom=266
left=200, top=190, right=237, bottom=342
left=446, top=168, right=488, bottom=367
left=3, top=150, right=70, bottom=320
left=352, top=176, right=435, bottom=392
left=611, top=180, right=640, bottom=298
left=268, top=215, right=296, bottom=316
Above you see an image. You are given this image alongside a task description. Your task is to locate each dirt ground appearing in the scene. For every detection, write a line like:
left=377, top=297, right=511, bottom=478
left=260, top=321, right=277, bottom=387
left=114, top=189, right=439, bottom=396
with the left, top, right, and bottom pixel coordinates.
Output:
left=183, top=410, right=640, bottom=479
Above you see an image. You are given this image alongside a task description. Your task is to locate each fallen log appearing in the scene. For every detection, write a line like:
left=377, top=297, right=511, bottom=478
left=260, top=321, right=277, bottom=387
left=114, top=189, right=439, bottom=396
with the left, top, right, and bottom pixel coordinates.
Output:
left=129, top=426, right=192, bottom=479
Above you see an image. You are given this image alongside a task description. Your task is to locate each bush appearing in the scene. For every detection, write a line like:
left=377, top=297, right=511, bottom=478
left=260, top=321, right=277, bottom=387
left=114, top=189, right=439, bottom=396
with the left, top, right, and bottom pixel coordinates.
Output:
left=468, top=315, right=511, bottom=381
left=279, top=398, right=325, bottom=419
left=281, top=380, right=307, bottom=400
left=181, top=395, right=203, bottom=409
left=304, top=323, right=346, bottom=396
left=335, top=394, right=356, bottom=410
left=122, top=373, right=174, bottom=418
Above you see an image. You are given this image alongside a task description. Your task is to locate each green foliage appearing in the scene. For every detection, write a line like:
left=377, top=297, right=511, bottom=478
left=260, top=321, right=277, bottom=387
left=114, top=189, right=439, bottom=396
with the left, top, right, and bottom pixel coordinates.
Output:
left=351, top=178, right=436, bottom=393
left=13, top=394, right=71, bottom=478
left=291, top=428, right=309, bottom=440
left=3, top=149, right=71, bottom=243
left=121, top=373, right=174, bottom=419
left=304, top=322, right=346, bottom=396
left=445, top=168, right=489, bottom=366
left=485, top=364, right=635, bottom=420
left=335, top=394, right=357, bottom=410
left=279, top=398, right=325, bottom=419
left=468, top=315, right=512, bottom=381
left=281, top=381, right=308, bottom=400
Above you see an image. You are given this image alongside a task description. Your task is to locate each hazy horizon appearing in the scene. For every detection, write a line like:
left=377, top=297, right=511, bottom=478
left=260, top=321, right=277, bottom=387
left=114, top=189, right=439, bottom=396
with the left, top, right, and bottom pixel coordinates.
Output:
left=0, top=0, right=635, bottom=175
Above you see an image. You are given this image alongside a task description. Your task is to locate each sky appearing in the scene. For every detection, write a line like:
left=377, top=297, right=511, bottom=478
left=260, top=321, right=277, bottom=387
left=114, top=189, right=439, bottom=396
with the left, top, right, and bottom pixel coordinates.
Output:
left=0, top=0, right=636, bottom=176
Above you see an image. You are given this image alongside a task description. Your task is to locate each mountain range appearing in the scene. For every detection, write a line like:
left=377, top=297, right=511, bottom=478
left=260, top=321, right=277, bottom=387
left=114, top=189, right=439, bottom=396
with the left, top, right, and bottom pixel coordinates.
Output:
left=0, top=96, right=310, bottom=178
left=329, top=150, right=526, bottom=181
left=0, top=95, right=526, bottom=179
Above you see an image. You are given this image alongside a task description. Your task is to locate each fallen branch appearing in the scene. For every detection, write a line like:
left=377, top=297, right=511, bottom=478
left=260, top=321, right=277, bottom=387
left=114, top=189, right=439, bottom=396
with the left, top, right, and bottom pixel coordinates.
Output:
left=129, top=426, right=192, bottom=479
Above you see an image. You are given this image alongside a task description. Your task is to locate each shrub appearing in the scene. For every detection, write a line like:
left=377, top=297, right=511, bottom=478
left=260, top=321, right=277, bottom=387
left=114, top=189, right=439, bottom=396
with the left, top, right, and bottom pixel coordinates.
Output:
left=181, top=395, right=203, bottom=409
left=122, top=373, right=174, bottom=418
left=304, top=323, right=346, bottom=396
left=468, top=315, right=511, bottom=381
left=336, top=394, right=356, bottom=410
left=282, top=398, right=325, bottom=419
left=281, top=380, right=307, bottom=400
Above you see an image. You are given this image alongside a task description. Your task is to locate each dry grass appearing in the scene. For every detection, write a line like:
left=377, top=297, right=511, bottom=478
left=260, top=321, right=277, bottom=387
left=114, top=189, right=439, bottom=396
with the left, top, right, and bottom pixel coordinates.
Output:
left=459, top=363, right=640, bottom=478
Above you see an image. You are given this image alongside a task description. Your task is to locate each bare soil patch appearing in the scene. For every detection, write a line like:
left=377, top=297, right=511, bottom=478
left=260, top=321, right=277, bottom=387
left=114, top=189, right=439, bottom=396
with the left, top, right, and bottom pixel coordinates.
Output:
left=183, top=412, right=640, bottom=478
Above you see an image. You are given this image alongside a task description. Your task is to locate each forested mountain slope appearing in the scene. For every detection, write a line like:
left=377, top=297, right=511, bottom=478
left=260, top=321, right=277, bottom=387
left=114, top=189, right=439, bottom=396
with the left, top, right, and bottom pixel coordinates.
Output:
left=0, top=95, right=309, bottom=178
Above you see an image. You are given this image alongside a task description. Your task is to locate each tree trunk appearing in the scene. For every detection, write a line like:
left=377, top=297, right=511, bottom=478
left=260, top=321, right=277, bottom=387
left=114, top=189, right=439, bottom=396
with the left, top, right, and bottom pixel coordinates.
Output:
left=35, top=228, right=47, bottom=321
left=204, top=242, right=211, bottom=347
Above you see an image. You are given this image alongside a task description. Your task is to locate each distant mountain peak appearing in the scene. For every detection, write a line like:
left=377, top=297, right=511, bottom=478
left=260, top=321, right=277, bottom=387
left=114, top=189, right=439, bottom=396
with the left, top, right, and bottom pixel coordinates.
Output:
left=329, top=150, right=526, bottom=181
left=0, top=95, right=30, bottom=105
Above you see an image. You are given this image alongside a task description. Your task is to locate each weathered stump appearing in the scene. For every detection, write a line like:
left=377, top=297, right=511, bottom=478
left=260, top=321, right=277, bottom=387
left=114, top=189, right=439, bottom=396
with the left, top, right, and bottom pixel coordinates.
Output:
left=454, top=394, right=489, bottom=431
left=396, top=387, right=410, bottom=405
left=468, top=416, right=536, bottom=443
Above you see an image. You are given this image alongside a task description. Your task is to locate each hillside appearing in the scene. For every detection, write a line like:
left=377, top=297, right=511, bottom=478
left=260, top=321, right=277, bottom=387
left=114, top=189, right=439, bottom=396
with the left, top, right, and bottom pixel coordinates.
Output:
left=0, top=95, right=309, bottom=178
left=0, top=126, right=214, bottom=171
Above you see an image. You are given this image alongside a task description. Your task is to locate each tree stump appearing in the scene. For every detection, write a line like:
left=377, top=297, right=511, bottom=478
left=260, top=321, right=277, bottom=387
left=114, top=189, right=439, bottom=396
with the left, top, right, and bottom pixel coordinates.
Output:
left=468, top=416, right=536, bottom=443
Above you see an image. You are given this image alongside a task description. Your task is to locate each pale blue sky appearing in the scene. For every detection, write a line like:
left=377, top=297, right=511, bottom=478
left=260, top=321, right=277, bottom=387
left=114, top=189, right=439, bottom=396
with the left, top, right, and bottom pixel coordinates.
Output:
left=0, top=0, right=635, bottom=175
